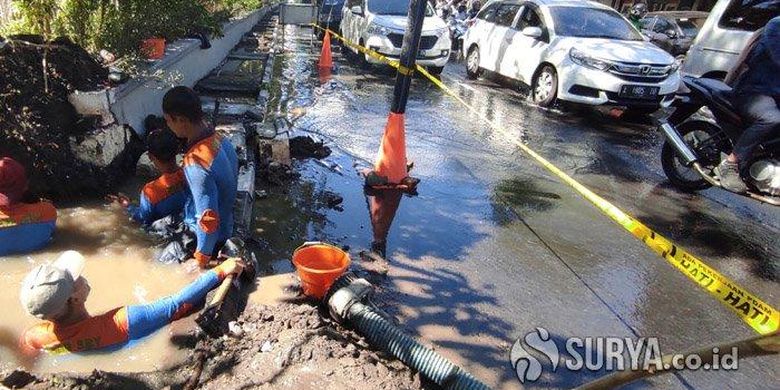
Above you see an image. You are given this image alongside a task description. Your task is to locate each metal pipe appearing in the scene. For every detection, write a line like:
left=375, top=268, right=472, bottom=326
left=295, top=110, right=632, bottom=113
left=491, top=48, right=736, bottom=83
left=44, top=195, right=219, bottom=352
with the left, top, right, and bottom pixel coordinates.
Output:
left=659, top=121, right=698, bottom=165
left=327, top=274, right=491, bottom=390
left=390, top=0, right=427, bottom=114
left=692, top=162, right=721, bottom=187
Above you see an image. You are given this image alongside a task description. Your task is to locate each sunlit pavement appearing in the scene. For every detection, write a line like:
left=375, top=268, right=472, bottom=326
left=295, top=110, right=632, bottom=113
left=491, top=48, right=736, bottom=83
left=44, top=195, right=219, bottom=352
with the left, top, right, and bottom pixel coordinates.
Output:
left=259, top=26, right=779, bottom=389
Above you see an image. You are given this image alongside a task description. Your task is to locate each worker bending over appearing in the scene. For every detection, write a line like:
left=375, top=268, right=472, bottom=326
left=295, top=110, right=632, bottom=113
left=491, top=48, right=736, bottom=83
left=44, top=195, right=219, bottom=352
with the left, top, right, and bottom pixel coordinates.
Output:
left=20, top=250, right=243, bottom=354
left=0, top=157, right=56, bottom=256
left=110, top=128, right=187, bottom=225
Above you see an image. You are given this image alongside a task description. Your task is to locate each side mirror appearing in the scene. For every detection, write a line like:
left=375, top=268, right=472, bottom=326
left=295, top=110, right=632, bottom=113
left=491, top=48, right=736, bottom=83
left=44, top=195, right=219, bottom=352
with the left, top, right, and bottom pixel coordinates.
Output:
left=521, top=26, right=542, bottom=39
left=665, top=29, right=677, bottom=38
left=351, top=5, right=362, bottom=15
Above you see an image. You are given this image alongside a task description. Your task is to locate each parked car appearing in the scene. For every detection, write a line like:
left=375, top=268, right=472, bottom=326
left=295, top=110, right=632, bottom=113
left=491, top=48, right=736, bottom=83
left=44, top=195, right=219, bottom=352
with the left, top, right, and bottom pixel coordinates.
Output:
left=340, top=0, right=451, bottom=74
left=318, top=0, right=346, bottom=34
left=640, top=11, right=708, bottom=56
left=462, top=0, right=680, bottom=112
left=683, top=0, right=780, bottom=80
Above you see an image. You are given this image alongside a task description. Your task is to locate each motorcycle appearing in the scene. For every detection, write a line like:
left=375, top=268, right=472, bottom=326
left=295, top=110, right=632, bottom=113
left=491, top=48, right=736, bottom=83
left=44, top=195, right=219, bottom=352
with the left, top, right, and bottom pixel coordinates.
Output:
left=448, top=17, right=469, bottom=61
left=658, top=76, right=780, bottom=205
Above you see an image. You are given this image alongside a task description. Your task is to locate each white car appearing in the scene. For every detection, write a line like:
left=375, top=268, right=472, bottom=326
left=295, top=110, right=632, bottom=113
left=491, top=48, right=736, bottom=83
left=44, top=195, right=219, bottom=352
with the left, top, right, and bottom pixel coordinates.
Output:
left=462, top=0, right=680, bottom=112
left=340, top=0, right=451, bottom=74
left=683, top=0, right=778, bottom=80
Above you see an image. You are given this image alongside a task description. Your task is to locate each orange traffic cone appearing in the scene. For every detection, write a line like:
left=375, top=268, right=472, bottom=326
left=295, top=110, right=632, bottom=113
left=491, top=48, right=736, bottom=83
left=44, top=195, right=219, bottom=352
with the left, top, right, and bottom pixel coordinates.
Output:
left=318, top=64, right=332, bottom=83
left=319, top=30, right=333, bottom=69
left=368, top=189, right=403, bottom=254
left=370, top=112, right=410, bottom=186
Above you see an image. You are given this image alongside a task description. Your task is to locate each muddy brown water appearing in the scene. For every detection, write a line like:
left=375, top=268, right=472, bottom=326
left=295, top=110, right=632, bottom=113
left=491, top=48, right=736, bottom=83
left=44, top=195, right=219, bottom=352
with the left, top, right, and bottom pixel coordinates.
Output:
left=0, top=200, right=197, bottom=373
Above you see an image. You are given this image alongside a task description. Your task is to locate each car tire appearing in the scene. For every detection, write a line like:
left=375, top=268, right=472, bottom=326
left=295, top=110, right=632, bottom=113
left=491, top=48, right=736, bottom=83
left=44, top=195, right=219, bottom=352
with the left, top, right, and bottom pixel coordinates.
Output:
left=661, top=121, right=725, bottom=192
left=532, top=65, right=558, bottom=107
left=466, top=46, right=481, bottom=80
left=428, top=66, right=444, bottom=76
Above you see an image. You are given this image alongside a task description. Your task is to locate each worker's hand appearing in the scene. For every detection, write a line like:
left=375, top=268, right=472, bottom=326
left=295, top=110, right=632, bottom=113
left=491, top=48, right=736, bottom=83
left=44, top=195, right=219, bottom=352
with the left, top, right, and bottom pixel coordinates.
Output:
left=106, top=193, right=131, bottom=208
left=219, top=258, right=246, bottom=276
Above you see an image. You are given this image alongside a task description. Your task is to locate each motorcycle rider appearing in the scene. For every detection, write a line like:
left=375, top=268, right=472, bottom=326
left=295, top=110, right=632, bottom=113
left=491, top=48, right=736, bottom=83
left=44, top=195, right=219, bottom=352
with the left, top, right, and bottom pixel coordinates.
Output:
left=467, top=0, right=481, bottom=19
left=627, top=2, right=648, bottom=30
left=717, top=16, right=780, bottom=193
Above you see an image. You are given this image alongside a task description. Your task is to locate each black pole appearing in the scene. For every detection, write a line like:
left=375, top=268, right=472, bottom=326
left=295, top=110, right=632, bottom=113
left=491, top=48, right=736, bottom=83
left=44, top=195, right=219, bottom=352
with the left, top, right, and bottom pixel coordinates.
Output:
left=390, top=0, right=428, bottom=114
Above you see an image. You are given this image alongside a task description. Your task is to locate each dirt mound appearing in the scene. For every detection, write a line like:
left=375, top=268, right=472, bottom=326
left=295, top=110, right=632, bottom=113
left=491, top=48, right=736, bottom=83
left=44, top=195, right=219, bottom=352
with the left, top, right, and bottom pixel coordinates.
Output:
left=0, top=36, right=120, bottom=198
left=197, top=303, right=422, bottom=389
left=0, top=302, right=423, bottom=390
left=290, top=136, right=331, bottom=160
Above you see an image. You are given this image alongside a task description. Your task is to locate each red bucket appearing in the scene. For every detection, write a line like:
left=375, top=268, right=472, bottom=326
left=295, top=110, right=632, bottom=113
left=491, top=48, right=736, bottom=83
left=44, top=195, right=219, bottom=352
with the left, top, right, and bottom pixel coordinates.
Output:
left=292, top=242, right=350, bottom=300
left=141, top=38, right=166, bottom=60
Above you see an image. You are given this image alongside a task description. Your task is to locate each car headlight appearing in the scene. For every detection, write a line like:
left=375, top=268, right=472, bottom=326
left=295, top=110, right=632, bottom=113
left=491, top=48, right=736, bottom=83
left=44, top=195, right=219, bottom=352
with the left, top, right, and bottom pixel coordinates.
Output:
left=569, top=48, right=611, bottom=71
left=435, top=27, right=449, bottom=38
left=670, top=60, right=680, bottom=73
left=366, top=23, right=391, bottom=36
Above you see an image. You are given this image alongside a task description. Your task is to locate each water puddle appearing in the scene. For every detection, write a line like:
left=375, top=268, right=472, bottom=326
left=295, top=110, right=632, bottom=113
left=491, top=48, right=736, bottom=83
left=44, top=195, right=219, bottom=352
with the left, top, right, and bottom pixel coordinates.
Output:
left=0, top=200, right=197, bottom=373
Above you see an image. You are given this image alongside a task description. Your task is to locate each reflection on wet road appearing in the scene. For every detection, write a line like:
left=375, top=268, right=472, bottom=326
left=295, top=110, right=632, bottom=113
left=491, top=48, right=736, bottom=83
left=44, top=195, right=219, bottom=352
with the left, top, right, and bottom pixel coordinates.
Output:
left=270, top=26, right=778, bottom=389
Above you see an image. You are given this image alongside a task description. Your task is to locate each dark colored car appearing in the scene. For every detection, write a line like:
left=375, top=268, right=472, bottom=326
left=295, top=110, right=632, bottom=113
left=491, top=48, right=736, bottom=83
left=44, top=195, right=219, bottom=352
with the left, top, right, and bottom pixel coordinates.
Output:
left=640, top=11, right=709, bottom=56
left=318, top=0, right=346, bottom=32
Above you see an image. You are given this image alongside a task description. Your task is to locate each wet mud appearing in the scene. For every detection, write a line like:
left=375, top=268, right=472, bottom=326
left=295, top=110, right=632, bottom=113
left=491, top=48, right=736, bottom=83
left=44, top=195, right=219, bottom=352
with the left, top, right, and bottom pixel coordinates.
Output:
left=0, top=36, right=128, bottom=198
left=1, top=297, right=423, bottom=390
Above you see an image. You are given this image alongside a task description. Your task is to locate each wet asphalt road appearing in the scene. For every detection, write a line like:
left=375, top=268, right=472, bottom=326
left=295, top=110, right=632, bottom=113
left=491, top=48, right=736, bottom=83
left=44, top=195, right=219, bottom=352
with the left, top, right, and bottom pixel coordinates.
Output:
left=259, top=26, right=779, bottom=389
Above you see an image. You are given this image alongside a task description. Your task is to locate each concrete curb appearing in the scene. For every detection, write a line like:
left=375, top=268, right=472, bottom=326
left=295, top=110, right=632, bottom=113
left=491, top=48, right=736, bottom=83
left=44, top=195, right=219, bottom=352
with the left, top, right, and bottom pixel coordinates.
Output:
left=69, top=5, right=276, bottom=137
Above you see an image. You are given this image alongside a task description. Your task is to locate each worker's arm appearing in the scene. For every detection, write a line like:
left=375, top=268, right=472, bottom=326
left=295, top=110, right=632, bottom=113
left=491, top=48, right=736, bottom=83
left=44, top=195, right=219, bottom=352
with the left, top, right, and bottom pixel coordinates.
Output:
left=127, top=193, right=154, bottom=224
left=125, top=259, right=241, bottom=341
left=762, top=17, right=780, bottom=66
left=184, top=164, right=221, bottom=267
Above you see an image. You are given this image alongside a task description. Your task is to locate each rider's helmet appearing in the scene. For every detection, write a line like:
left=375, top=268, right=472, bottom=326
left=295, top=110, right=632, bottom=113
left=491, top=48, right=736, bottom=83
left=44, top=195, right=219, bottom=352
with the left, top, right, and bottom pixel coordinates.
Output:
left=629, top=2, right=648, bottom=19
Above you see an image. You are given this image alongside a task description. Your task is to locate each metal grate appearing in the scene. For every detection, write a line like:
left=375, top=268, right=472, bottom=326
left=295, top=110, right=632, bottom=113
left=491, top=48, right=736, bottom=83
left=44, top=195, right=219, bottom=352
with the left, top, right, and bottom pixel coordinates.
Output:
left=607, top=62, right=672, bottom=83
left=387, top=33, right=438, bottom=50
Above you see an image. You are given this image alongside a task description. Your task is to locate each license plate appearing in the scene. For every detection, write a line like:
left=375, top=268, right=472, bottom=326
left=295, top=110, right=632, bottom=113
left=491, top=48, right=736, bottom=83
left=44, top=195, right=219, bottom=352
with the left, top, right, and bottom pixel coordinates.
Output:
left=619, top=85, right=659, bottom=99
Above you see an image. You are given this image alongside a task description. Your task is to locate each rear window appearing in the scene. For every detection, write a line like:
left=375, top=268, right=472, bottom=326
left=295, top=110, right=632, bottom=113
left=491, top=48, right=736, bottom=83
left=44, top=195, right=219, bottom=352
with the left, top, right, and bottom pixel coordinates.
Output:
left=718, top=0, right=780, bottom=31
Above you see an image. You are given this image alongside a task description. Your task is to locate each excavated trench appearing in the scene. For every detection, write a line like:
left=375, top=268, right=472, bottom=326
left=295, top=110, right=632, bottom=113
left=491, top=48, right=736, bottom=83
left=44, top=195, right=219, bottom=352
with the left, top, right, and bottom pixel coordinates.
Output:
left=1, top=13, right=425, bottom=390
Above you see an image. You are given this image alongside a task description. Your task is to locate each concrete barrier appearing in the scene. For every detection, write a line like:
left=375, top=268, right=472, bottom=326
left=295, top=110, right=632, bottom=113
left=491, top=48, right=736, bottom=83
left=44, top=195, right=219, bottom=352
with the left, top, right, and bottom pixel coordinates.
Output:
left=69, top=6, right=273, bottom=137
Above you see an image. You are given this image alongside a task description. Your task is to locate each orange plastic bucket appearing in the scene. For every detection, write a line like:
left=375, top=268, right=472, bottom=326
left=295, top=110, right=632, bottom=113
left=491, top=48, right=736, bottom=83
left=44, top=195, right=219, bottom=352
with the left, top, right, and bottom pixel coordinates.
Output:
left=292, top=242, right=350, bottom=300
left=141, top=38, right=166, bottom=60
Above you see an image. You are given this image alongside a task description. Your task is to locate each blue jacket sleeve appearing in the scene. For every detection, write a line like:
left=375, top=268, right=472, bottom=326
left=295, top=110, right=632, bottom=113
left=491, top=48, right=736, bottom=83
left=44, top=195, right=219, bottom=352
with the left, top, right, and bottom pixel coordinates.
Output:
left=128, top=193, right=154, bottom=224
left=184, top=164, right=221, bottom=259
left=125, top=269, right=222, bottom=340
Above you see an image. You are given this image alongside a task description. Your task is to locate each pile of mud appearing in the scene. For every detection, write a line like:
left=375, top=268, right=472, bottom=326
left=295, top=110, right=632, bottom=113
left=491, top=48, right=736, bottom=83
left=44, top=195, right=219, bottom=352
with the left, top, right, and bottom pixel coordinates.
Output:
left=290, top=136, right=331, bottom=160
left=1, top=302, right=422, bottom=390
left=0, top=36, right=124, bottom=199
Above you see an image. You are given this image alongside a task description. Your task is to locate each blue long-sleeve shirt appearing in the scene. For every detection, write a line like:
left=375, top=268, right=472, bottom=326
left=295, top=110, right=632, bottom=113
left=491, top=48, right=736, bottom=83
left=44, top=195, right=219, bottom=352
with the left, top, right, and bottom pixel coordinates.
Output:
left=127, top=170, right=187, bottom=225
left=22, top=264, right=231, bottom=354
left=182, top=132, right=238, bottom=265
left=734, top=16, right=780, bottom=97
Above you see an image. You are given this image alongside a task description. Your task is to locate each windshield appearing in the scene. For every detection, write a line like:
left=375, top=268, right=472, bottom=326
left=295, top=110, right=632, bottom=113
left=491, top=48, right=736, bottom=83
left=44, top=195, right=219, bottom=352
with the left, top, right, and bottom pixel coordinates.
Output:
left=367, top=0, right=434, bottom=16
left=677, top=19, right=700, bottom=37
left=550, top=6, right=643, bottom=41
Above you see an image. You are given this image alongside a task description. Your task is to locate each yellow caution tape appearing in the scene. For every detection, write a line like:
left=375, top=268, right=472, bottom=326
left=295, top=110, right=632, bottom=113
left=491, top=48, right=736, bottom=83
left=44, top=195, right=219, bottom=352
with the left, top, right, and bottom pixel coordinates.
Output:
left=311, top=25, right=779, bottom=335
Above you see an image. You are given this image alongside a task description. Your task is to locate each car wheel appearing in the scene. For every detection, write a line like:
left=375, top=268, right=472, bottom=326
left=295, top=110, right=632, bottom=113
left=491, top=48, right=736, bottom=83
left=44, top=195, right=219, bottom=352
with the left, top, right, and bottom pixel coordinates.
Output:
left=466, top=46, right=481, bottom=80
left=532, top=65, right=558, bottom=107
left=428, top=66, right=444, bottom=76
left=661, top=121, right=726, bottom=192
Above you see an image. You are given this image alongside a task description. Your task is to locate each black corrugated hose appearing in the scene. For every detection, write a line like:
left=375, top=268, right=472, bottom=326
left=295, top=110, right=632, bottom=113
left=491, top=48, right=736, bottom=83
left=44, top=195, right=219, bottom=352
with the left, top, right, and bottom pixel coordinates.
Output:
left=346, top=301, right=491, bottom=390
